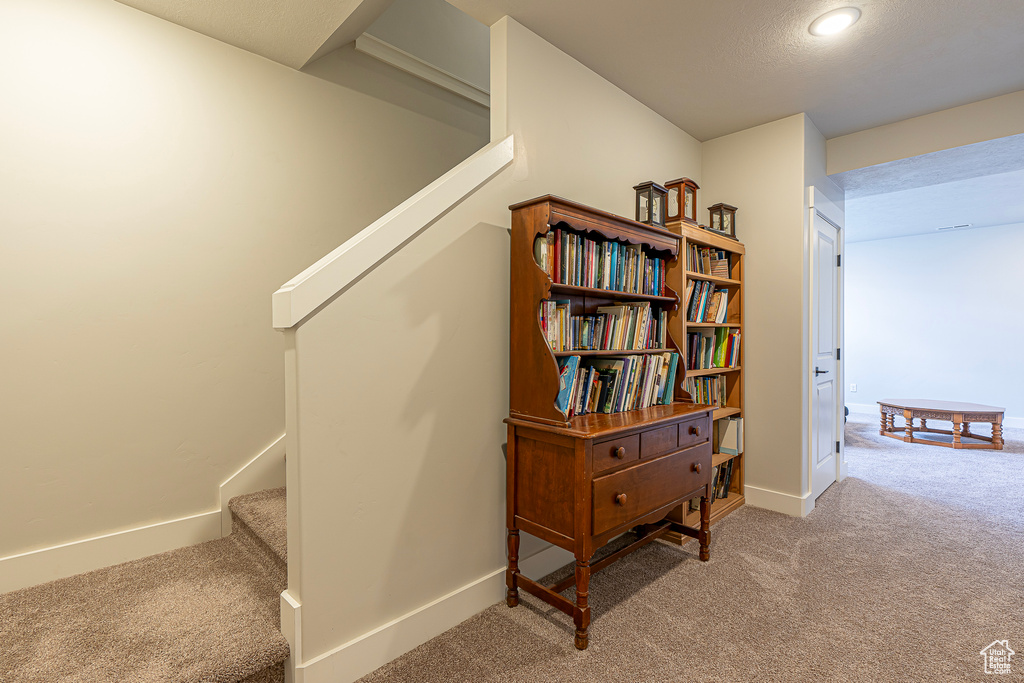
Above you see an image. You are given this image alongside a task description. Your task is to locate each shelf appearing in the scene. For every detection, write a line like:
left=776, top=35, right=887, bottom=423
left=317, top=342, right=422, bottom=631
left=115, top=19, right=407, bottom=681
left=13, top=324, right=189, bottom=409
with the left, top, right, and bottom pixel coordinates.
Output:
left=671, top=222, right=746, bottom=254
left=713, top=407, right=741, bottom=420
left=712, top=451, right=742, bottom=468
left=549, top=282, right=676, bottom=303
left=685, top=271, right=740, bottom=287
left=686, top=366, right=740, bottom=377
left=667, top=492, right=746, bottom=545
left=682, top=493, right=745, bottom=526
left=553, top=348, right=675, bottom=357
left=686, top=321, right=741, bottom=328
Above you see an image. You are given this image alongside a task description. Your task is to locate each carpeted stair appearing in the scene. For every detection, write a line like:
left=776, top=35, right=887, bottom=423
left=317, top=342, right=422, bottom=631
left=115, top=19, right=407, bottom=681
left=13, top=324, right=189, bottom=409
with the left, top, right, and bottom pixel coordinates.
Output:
left=0, top=487, right=289, bottom=683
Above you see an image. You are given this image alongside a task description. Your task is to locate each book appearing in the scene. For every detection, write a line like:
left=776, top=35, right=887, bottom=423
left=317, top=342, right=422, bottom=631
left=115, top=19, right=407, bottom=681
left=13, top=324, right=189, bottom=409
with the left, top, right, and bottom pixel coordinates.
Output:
left=556, top=355, right=580, bottom=414
left=713, top=326, right=729, bottom=367
left=714, top=289, right=729, bottom=323
left=661, top=352, right=679, bottom=404
left=718, top=417, right=742, bottom=455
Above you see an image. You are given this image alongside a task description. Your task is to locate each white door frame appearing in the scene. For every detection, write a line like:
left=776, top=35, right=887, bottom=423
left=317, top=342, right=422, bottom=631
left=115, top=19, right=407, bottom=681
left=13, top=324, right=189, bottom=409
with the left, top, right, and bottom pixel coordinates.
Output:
left=807, top=187, right=846, bottom=505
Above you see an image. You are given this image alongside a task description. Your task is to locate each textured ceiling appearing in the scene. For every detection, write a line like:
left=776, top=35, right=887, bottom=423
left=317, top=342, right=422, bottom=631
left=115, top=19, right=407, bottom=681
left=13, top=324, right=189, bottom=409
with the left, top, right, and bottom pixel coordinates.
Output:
left=447, top=0, right=1024, bottom=140
left=115, top=0, right=392, bottom=69
left=834, top=134, right=1024, bottom=199
left=845, top=167, right=1024, bottom=242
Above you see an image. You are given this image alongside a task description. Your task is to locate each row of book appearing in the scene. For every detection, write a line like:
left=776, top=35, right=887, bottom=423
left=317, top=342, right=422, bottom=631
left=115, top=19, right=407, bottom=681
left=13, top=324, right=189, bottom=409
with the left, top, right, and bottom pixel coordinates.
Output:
left=540, top=300, right=668, bottom=352
left=534, top=229, right=667, bottom=296
left=684, top=375, right=727, bottom=407
left=686, top=328, right=741, bottom=370
left=685, top=280, right=729, bottom=323
left=686, top=245, right=731, bottom=279
left=556, top=352, right=679, bottom=417
left=688, top=459, right=737, bottom=511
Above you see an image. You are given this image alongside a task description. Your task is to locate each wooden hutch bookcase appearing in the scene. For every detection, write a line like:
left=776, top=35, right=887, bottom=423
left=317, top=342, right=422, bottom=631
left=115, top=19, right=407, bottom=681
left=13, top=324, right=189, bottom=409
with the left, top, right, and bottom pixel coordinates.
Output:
left=504, top=196, right=715, bottom=650
left=667, top=220, right=746, bottom=532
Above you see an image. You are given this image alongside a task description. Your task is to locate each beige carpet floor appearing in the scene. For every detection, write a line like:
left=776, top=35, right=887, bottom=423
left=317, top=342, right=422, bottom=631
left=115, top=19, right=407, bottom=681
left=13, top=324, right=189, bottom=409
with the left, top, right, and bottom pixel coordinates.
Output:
left=0, top=488, right=288, bottom=683
left=359, top=414, right=1024, bottom=682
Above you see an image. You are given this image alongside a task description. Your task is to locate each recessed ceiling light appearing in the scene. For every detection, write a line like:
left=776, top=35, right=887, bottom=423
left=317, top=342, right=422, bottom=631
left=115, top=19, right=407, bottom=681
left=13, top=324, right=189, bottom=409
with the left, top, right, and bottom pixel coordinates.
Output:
left=809, top=7, right=861, bottom=36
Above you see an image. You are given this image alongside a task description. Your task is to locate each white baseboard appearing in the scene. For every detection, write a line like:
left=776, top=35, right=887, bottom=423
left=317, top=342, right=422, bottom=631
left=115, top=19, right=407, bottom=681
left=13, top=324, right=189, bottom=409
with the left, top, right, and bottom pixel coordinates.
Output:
left=290, top=544, right=570, bottom=683
left=220, top=435, right=287, bottom=536
left=0, top=436, right=288, bottom=595
left=0, top=510, right=221, bottom=594
left=745, top=484, right=815, bottom=517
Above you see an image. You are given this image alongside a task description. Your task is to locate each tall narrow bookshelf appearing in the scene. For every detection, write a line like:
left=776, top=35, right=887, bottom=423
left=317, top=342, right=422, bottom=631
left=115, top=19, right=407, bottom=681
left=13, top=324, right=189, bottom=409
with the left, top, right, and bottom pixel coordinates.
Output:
left=504, top=196, right=716, bottom=649
left=668, top=221, right=746, bottom=530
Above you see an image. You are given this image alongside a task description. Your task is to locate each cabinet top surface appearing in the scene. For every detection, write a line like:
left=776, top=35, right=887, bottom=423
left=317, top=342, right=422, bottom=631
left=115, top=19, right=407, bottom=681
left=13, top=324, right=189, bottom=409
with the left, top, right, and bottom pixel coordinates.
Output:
left=506, top=403, right=713, bottom=439
left=509, top=195, right=682, bottom=242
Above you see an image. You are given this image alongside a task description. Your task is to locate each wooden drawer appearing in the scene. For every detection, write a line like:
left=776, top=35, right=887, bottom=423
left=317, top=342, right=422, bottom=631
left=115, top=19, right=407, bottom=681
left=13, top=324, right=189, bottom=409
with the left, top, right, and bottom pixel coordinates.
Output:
left=593, top=433, right=640, bottom=473
left=640, top=424, right=678, bottom=460
left=678, top=414, right=710, bottom=450
left=592, top=442, right=711, bottom=536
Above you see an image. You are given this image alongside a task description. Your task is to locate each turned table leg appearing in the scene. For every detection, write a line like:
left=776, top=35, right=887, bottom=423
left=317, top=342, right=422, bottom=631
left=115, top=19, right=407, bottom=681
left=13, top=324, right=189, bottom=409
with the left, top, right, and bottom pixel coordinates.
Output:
left=904, top=410, right=914, bottom=441
left=506, top=529, right=520, bottom=607
left=879, top=410, right=887, bottom=435
left=993, top=418, right=1004, bottom=450
left=961, top=420, right=971, bottom=438
left=573, top=559, right=591, bottom=650
left=920, top=418, right=928, bottom=432
left=952, top=414, right=963, bottom=448
left=699, top=491, right=711, bottom=562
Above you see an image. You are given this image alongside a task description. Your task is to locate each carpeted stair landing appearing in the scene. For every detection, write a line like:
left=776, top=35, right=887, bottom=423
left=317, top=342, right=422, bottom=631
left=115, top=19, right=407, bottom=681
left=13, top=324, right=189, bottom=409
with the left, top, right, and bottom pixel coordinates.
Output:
left=0, top=487, right=288, bottom=683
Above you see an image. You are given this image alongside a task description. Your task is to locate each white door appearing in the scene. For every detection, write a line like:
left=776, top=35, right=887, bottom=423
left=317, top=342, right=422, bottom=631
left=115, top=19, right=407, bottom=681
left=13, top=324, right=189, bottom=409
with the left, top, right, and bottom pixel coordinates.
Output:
left=811, top=211, right=839, bottom=500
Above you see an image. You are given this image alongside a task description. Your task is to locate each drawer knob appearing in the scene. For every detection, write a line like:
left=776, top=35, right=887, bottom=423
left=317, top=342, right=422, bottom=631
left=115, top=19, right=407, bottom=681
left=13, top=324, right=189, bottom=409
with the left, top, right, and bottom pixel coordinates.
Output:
left=615, top=493, right=627, bottom=506
left=692, top=462, right=702, bottom=473
left=614, top=446, right=626, bottom=459
left=689, top=425, right=701, bottom=437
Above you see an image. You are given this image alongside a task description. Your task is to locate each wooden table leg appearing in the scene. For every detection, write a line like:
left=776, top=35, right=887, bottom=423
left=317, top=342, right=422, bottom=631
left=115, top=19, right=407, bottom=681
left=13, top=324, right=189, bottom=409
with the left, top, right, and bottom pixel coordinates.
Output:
left=573, top=559, right=591, bottom=650
left=920, top=418, right=928, bottom=432
left=961, top=420, right=971, bottom=438
left=903, top=410, right=914, bottom=441
left=952, top=413, right=963, bottom=448
left=879, top=409, right=887, bottom=435
left=506, top=529, right=520, bottom=607
left=993, top=417, right=1004, bottom=450
left=699, top=490, right=711, bottom=562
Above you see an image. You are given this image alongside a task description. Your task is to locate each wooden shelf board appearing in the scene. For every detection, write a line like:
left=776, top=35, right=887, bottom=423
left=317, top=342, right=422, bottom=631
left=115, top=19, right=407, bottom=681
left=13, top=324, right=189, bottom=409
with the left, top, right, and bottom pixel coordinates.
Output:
left=713, top=407, right=741, bottom=420
left=685, top=271, right=740, bottom=287
left=686, top=322, right=741, bottom=328
left=681, top=492, right=744, bottom=524
left=686, top=366, right=740, bottom=377
left=712, top=451, right=742, bottom=468
left=553, top=348, right=675, bottom=357
left=670, top=222, right=746, bottom=253
left=549, top=283, right=676, bottom=303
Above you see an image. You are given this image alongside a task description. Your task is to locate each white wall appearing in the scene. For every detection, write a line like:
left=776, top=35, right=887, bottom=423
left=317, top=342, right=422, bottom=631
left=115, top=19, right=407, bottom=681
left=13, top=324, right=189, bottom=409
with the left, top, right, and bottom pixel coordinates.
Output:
left=844, top=223, right=1024, bottom=424
left=0, top=0, right=486, bottom=560
left=286, top=16, right=701, bottom=674
left=701, top=115, right=810, bottom=510
left=364, top=0, right=489, bottom=93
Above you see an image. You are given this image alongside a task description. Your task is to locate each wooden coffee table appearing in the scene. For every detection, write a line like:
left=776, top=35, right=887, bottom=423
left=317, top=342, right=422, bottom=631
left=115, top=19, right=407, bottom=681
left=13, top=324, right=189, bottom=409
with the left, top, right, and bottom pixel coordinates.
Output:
left=878, top=399, right=1004, bottom=450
